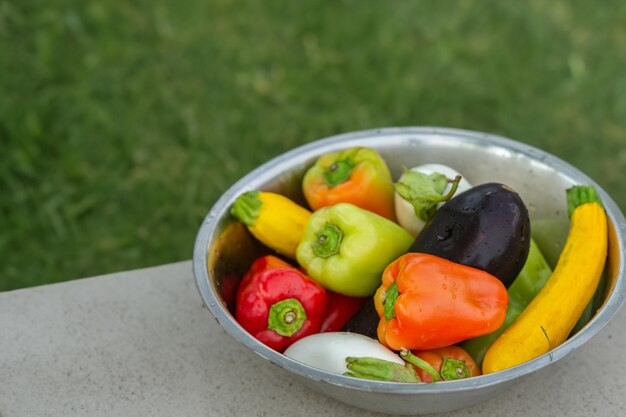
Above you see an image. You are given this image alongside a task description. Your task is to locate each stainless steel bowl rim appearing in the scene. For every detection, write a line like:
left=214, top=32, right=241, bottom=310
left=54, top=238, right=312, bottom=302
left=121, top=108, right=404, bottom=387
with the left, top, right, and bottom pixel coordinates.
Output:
left=193, top=126, right=626, bottom=394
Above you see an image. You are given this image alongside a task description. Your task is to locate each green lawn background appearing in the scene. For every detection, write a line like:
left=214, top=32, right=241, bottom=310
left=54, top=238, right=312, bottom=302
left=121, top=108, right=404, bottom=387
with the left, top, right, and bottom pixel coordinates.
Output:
left=1, top=0, right=625, bottom=290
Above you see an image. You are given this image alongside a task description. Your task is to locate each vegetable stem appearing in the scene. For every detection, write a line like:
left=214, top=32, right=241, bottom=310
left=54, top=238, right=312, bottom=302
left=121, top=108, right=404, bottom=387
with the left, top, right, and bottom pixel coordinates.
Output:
left=267, top=298, right=307, bottom=337
left=441, top=175, right=462, bottom=202
left=394, top=172, right=461, bottom=222
left=345, top=356, right=420, bottom=383
left=566, top=185, right=602, bottom=217
left=312, top=223, right=343, bottom=258
left=323, top=158, right=354, bottom=187
left=400, top=349, right=442, bottom=381
left=440, top=358, right=470, bottom=380
left=230, top=191, right=262, bottom=227
left=383, top=282, right=399, bottom=321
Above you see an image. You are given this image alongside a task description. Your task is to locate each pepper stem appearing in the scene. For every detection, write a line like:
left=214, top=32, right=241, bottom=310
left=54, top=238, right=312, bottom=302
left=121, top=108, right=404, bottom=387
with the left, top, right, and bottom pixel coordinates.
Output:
left=383, top=282, right=399, bottom=321
left=400, top=349, right=442, bottom=382
left=267, top=298, right=307, bottom=337
left=566, top=186, right=602, bottom=218
left=231, top=191, right=262, bottom=227
left=312, top=223, right=343, bottom=258
left=440, top=358, right=470, bottom=380
left=323, top=158, right=354, bottom=187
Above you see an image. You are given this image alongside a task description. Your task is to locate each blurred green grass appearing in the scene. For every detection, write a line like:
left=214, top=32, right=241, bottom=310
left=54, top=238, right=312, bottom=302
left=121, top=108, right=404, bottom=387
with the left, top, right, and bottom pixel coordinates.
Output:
left=1, top=0, right=625, bottom=291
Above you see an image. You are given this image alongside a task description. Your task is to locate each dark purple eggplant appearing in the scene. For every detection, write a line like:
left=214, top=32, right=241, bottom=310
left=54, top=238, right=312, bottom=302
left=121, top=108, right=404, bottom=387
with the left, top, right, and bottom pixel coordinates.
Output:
left=409, top=182, right=530, bottom=287
left=341, top=298, right=378, bottom=338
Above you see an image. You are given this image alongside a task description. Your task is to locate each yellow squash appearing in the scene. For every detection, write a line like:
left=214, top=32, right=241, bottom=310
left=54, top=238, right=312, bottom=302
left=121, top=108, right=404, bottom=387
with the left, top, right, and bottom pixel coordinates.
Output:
left=482, top=186, right=607, bottom=374
left=231, top=191, right=311, bottom=260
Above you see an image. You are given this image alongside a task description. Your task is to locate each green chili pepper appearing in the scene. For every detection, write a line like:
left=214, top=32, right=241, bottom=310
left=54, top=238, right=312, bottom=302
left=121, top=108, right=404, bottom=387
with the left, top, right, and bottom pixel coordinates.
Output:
left=461, top=238, right=552, bottom=366
left=296, top=203, right=413, bottom=297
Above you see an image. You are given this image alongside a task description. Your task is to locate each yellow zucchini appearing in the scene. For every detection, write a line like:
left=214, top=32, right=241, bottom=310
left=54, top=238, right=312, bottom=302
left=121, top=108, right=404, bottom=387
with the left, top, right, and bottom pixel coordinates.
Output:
left=231, top=191, right=311, bottom=259
left=482, top=186, right=607, bottom=374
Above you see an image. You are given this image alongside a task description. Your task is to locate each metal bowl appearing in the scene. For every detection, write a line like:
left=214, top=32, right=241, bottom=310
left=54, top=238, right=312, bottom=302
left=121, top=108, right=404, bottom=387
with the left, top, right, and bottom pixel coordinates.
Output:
left=193, top=127, right=626, bottom=415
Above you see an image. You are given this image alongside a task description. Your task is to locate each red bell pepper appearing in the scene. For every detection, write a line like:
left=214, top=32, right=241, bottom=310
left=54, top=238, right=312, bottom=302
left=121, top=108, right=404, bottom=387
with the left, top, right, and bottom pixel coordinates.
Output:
left=296, top=266, right=367, bottom=333
left=320, top=291, right=368, bottom=333
left=236, top=256, right=327, bottom=352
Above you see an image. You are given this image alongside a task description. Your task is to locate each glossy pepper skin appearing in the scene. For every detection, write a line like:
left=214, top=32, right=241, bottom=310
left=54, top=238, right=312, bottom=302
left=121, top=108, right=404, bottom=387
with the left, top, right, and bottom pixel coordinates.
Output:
left=302, top=147, right=396, bottom=220
left=320, top=291, right=368, bottom=333
left=236, top=256, right=327, bottom=353
left=297, top=203, right=413, bottom=297
left=411, top=346, right=481, bottom=382
left=375, top=253, right=508, bottom=351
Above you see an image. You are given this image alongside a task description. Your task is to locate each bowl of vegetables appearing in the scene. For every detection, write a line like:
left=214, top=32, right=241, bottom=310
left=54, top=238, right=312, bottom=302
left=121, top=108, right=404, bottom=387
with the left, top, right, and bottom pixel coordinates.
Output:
left=193, top=127, right=626, bottom=415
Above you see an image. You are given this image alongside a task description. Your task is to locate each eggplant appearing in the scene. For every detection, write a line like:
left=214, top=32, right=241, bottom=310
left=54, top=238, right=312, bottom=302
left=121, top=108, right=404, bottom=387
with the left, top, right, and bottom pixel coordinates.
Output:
left=341, top=298, right=379, bottom=338
left=409, top=183, right=530, bottom=287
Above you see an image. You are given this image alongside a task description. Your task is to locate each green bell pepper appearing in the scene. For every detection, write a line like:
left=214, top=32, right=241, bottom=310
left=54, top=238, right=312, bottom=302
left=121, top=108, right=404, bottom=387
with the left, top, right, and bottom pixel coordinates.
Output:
left=296, top=203, right=413, bottom=297
left=461, top=238, right=552, bottom=366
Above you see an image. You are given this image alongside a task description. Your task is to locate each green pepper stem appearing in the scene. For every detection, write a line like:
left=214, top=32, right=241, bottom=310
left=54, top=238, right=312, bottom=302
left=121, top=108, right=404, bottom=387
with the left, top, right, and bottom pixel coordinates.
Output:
left=231, top=191, right=262, bottom=227
left=400, top=349, right=442, bottom=382
left=383, top=282, right=399, bottom=321
left=267, top=298, right=307, bottom=337
left=566, top=186, right=602, bottom=218
left=440, top=358, right=470, bottom=380
left=323, top=158, right=354, bottom=187
left=312, top=223, right=343, bottom=258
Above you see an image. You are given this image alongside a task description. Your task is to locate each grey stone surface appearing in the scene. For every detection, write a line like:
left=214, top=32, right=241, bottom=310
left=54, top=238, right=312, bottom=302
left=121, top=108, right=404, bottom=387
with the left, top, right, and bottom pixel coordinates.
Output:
left=1, top=261, right=625, bottom=417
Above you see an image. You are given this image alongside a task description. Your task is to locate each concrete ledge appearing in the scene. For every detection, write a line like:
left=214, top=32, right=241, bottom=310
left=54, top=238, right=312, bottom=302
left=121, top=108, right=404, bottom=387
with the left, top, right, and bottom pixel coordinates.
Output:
left=1, top=261, right=625, bottom=416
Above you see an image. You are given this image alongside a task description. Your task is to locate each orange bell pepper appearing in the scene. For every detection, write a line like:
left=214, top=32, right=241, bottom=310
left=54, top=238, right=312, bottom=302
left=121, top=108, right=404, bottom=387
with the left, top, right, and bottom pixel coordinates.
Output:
left=302, top=147, right=395, bottom=220
left=408, top=346, right=481, bottom=382
left=374, top=253, right=508, bottom=351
